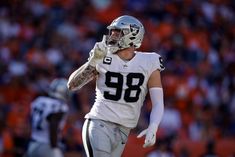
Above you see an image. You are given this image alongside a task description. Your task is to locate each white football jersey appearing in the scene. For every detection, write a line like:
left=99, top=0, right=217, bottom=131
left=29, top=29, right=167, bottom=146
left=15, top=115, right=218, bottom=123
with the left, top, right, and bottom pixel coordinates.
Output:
left=31, top=96, right=69, bottom=143
left=85, top=51, right=164, bottom=128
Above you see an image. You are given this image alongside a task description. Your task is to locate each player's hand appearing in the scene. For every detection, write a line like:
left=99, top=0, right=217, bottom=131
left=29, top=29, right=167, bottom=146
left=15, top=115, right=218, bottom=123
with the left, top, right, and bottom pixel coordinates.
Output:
left=137, top=124, right=158, bottom=148
left=52, top=148, right=63, bottom=157
left=88, top=36, right=107, bottom=67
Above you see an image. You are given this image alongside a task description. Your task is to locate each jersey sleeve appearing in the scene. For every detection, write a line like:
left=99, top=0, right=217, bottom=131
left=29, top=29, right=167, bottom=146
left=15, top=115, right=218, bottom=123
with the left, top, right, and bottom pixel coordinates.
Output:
left=150, top=53, right=165, bottom=73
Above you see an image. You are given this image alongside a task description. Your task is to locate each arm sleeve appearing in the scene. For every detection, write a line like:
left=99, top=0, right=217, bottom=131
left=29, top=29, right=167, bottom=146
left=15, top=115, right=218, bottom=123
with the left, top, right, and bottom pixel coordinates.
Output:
left=148, top=87, right=164, bottom=130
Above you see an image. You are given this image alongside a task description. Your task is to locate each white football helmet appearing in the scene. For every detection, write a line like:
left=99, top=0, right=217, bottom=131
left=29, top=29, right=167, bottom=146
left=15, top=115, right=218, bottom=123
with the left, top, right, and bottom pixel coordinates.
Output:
left=106, top=15, right=145, bottom=53
left=48, top=78, right=69, bottom=101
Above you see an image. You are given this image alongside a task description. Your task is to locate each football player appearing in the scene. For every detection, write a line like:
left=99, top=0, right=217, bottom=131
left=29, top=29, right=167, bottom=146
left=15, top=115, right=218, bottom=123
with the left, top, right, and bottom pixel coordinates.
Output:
left=25, top=78, right=69, bottom=157
left=68, top=15, right=165, bottom=157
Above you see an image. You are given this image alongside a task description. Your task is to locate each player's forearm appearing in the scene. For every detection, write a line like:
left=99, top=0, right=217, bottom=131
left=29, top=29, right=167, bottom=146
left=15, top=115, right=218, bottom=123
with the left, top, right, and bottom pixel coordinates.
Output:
left=149, top=87, right=164, bottom=130
left=67, top=62, right=97, bottom=91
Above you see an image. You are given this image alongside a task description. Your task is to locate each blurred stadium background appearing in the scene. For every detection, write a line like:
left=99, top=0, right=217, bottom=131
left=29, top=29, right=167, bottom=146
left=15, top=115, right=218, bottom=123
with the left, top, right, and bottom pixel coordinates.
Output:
left=0, top=0, right=234, bottom=157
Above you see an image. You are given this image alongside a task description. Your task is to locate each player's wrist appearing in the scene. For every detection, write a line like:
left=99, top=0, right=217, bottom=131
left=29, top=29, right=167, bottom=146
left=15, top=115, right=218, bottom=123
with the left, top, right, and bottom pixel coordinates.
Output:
left=88, top=58, right=99, bottom=67
left=148, top=123, right=158, bottom=133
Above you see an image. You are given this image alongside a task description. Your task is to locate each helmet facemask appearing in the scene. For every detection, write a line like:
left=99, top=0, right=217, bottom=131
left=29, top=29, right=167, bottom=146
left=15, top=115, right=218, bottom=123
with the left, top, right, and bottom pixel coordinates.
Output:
left=106, top=28, right=124, bottom=47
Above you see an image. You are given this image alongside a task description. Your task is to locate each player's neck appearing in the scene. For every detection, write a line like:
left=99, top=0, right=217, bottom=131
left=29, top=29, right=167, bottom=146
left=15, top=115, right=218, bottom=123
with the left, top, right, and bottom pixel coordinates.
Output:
left=117, top=47, right=135, bottom=61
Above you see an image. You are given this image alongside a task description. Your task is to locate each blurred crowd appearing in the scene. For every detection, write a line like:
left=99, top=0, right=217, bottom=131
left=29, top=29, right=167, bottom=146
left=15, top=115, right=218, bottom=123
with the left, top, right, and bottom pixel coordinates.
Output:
left=0, top=0, right=234, bottom=157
